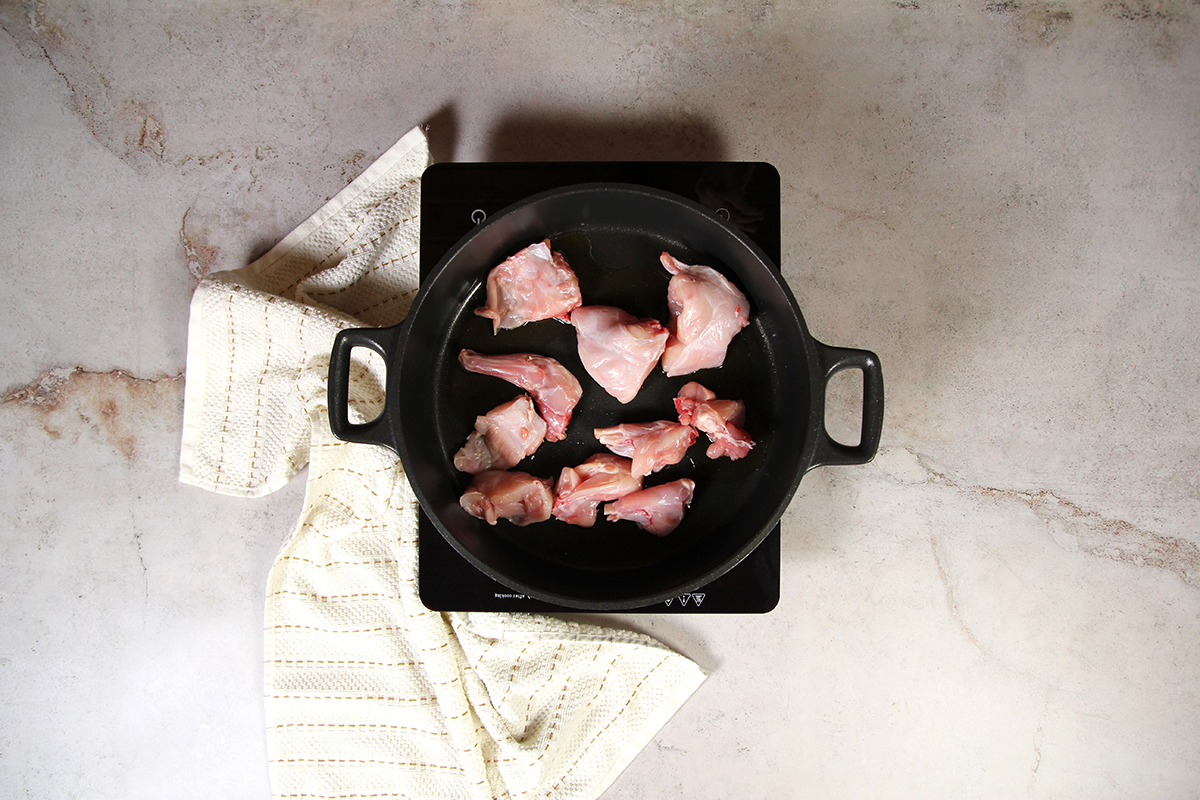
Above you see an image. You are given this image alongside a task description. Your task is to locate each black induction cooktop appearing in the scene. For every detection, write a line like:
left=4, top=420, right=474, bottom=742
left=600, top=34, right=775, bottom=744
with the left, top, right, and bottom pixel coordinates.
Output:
left=417, top=161, right=781, bottom=613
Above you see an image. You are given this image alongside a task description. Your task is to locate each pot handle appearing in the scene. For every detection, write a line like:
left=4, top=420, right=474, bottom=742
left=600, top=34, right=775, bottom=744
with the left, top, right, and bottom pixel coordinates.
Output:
left=327, top=324, right=403, bottom=454
left=810, top=342, right=884, bottom=470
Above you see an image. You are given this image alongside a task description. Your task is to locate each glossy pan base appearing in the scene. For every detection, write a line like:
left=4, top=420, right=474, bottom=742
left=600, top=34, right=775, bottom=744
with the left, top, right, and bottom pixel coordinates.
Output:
left=330, top=183, right=883, bottom=610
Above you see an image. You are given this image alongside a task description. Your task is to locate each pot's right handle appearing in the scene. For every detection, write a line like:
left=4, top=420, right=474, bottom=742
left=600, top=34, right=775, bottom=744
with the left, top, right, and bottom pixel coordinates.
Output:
left=810, top=342, right=884, bottom=470
left=328, top=324, right=403, bottom=454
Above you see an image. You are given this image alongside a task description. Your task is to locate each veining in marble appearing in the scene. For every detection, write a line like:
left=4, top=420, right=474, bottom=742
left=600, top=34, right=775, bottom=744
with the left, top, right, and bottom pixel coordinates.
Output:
left=4, top=368, right=184, bottom=463
left=2, top=0, right=1198, bottom=797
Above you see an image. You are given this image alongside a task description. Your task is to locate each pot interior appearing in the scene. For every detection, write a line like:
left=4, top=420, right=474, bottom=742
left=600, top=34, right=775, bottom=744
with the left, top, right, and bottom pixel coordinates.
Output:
left=396, top=186, right=815, bottom=607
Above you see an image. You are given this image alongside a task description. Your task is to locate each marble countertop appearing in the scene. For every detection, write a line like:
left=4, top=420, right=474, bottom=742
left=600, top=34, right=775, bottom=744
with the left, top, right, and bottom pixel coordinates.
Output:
left=3, top=2, right=1198, bottom=797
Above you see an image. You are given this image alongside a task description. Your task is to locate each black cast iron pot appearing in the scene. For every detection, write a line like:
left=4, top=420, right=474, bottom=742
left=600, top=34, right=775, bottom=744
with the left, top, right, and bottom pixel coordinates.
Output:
left=328, top=183, right=883, bottom=610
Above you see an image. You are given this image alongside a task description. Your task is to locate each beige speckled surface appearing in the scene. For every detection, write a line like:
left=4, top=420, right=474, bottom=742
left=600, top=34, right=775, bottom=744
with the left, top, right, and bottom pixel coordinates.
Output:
left=2, top=1, right=1198, bottom=797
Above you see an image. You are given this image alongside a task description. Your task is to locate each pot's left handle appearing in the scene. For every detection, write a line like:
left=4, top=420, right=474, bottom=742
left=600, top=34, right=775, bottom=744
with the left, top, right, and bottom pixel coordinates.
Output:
left=328, top=325, right=403, bottom=454
left=810, top=342, right=884, bottom=470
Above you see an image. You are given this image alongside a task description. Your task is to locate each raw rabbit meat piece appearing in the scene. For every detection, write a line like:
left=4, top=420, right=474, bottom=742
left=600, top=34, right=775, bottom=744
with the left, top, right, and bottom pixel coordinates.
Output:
left=570, top=305, right=669, bottom=404
left=460, top=470, right=554, bottom=526
left=593, top=420, right=698, bottom=478
left=475, top=240, right=582, bottom=332
left=458, top=349, right=583, bottom=442
left=660, top=252, right=750, bottom=377
left=603, top=478, right=697, bottom=536
left=452, top=394, right=546, bottom=474
left=675, top=381, right=754, bottom=460
left=552, top=453, right=643, bottom=527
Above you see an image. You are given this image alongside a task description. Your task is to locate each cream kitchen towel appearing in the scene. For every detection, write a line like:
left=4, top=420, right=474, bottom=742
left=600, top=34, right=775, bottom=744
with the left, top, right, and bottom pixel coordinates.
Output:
left=178, top=127, right=706, bottom=800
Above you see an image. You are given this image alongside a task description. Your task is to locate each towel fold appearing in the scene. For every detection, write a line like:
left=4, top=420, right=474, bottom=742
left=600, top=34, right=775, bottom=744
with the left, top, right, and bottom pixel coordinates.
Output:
left=179, top=127, right=705, bottom=800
